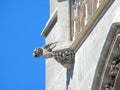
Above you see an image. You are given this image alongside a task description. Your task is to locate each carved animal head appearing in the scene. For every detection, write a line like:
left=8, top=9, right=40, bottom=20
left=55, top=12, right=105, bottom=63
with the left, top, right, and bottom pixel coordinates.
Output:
left=33, top=48, right=43, bottom=58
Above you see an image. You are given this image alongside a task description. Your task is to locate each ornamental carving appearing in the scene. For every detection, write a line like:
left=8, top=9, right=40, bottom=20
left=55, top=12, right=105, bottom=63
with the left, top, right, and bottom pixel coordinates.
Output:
left=33, top=41, right=75, bottom=68
left=105, top=43, right=120, bottom=90
left=53, top=49, right=75, bottom=68
left=91, top=23, right=120, bottom=90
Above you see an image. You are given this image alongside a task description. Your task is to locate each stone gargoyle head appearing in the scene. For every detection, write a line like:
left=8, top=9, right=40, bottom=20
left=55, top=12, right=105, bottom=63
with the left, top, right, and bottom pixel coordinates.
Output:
left=33, top=48, right=43, bottom=58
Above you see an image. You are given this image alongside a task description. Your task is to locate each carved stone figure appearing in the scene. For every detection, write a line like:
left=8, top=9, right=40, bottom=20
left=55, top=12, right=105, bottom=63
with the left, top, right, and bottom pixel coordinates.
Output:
left=33, top=42, right=57, bottom=58
left=53, top=49, right=74, bottom=63
left=33, top=48, right=43, bottom=58
left=53, top=49, right=75, bottom=68
left=33, top=41, right=75, bottom=68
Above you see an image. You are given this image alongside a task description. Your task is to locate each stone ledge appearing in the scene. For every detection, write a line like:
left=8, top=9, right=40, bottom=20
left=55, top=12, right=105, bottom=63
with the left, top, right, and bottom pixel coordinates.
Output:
left=41, top=8, right=57, bottom=37
left=52, top=41, right=73, bottom=51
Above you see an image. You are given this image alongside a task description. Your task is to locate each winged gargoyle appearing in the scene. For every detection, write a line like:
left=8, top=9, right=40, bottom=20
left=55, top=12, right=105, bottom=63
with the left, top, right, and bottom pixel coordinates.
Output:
left=33, top=42, right=57, bottom=58
left=33, top=41, right=75, bottom=68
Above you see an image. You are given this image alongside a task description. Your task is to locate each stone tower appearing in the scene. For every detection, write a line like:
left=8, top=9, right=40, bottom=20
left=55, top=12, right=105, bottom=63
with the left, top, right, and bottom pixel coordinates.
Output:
left=33, top=0, right=120, bottom=90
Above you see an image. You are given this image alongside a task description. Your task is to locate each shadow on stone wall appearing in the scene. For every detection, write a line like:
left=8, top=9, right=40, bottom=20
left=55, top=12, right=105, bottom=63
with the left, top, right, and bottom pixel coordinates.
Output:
left=57, top=0, right=68, bottom=2
left=66, top=65, right=74, bottom=90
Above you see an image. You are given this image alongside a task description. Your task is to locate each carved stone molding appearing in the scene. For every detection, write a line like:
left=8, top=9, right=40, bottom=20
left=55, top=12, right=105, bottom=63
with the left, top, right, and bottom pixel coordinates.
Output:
left=53, top=49, right=75, bottom=68
left=91, top=23, right=120, bottom=90
left=105, top=43, right=120, bottom=90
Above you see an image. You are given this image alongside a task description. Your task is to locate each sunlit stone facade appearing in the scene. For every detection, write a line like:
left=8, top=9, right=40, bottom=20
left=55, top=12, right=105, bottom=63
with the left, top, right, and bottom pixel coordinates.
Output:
left=41, top=0, right=120, bottom=90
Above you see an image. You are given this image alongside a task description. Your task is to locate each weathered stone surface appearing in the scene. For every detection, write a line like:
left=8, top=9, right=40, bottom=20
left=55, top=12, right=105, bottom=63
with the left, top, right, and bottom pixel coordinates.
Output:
left=53, top=49, right=75, bottom=68
left=43, top=0, right=120, bottom=90
left=33, top=41, right=75, bottom=68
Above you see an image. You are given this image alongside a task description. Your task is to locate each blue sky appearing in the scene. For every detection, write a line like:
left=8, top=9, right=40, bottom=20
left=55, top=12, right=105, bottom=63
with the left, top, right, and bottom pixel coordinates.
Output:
left=0, top=0, right=49, bottom=90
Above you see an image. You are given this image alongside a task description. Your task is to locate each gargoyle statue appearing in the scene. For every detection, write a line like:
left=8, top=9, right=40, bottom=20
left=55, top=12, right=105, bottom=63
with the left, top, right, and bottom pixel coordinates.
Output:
left=33, top=42, right=57, bottom=58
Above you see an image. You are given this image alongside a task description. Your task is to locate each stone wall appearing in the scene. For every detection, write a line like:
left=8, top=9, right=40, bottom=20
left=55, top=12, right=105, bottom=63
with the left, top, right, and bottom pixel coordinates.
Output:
left=46, top=0, right=120, bottom=90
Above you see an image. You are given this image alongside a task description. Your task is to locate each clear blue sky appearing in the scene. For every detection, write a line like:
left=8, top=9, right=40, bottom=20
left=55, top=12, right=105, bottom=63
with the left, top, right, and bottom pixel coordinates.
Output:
left=0, top=0, right=49, bottom=90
